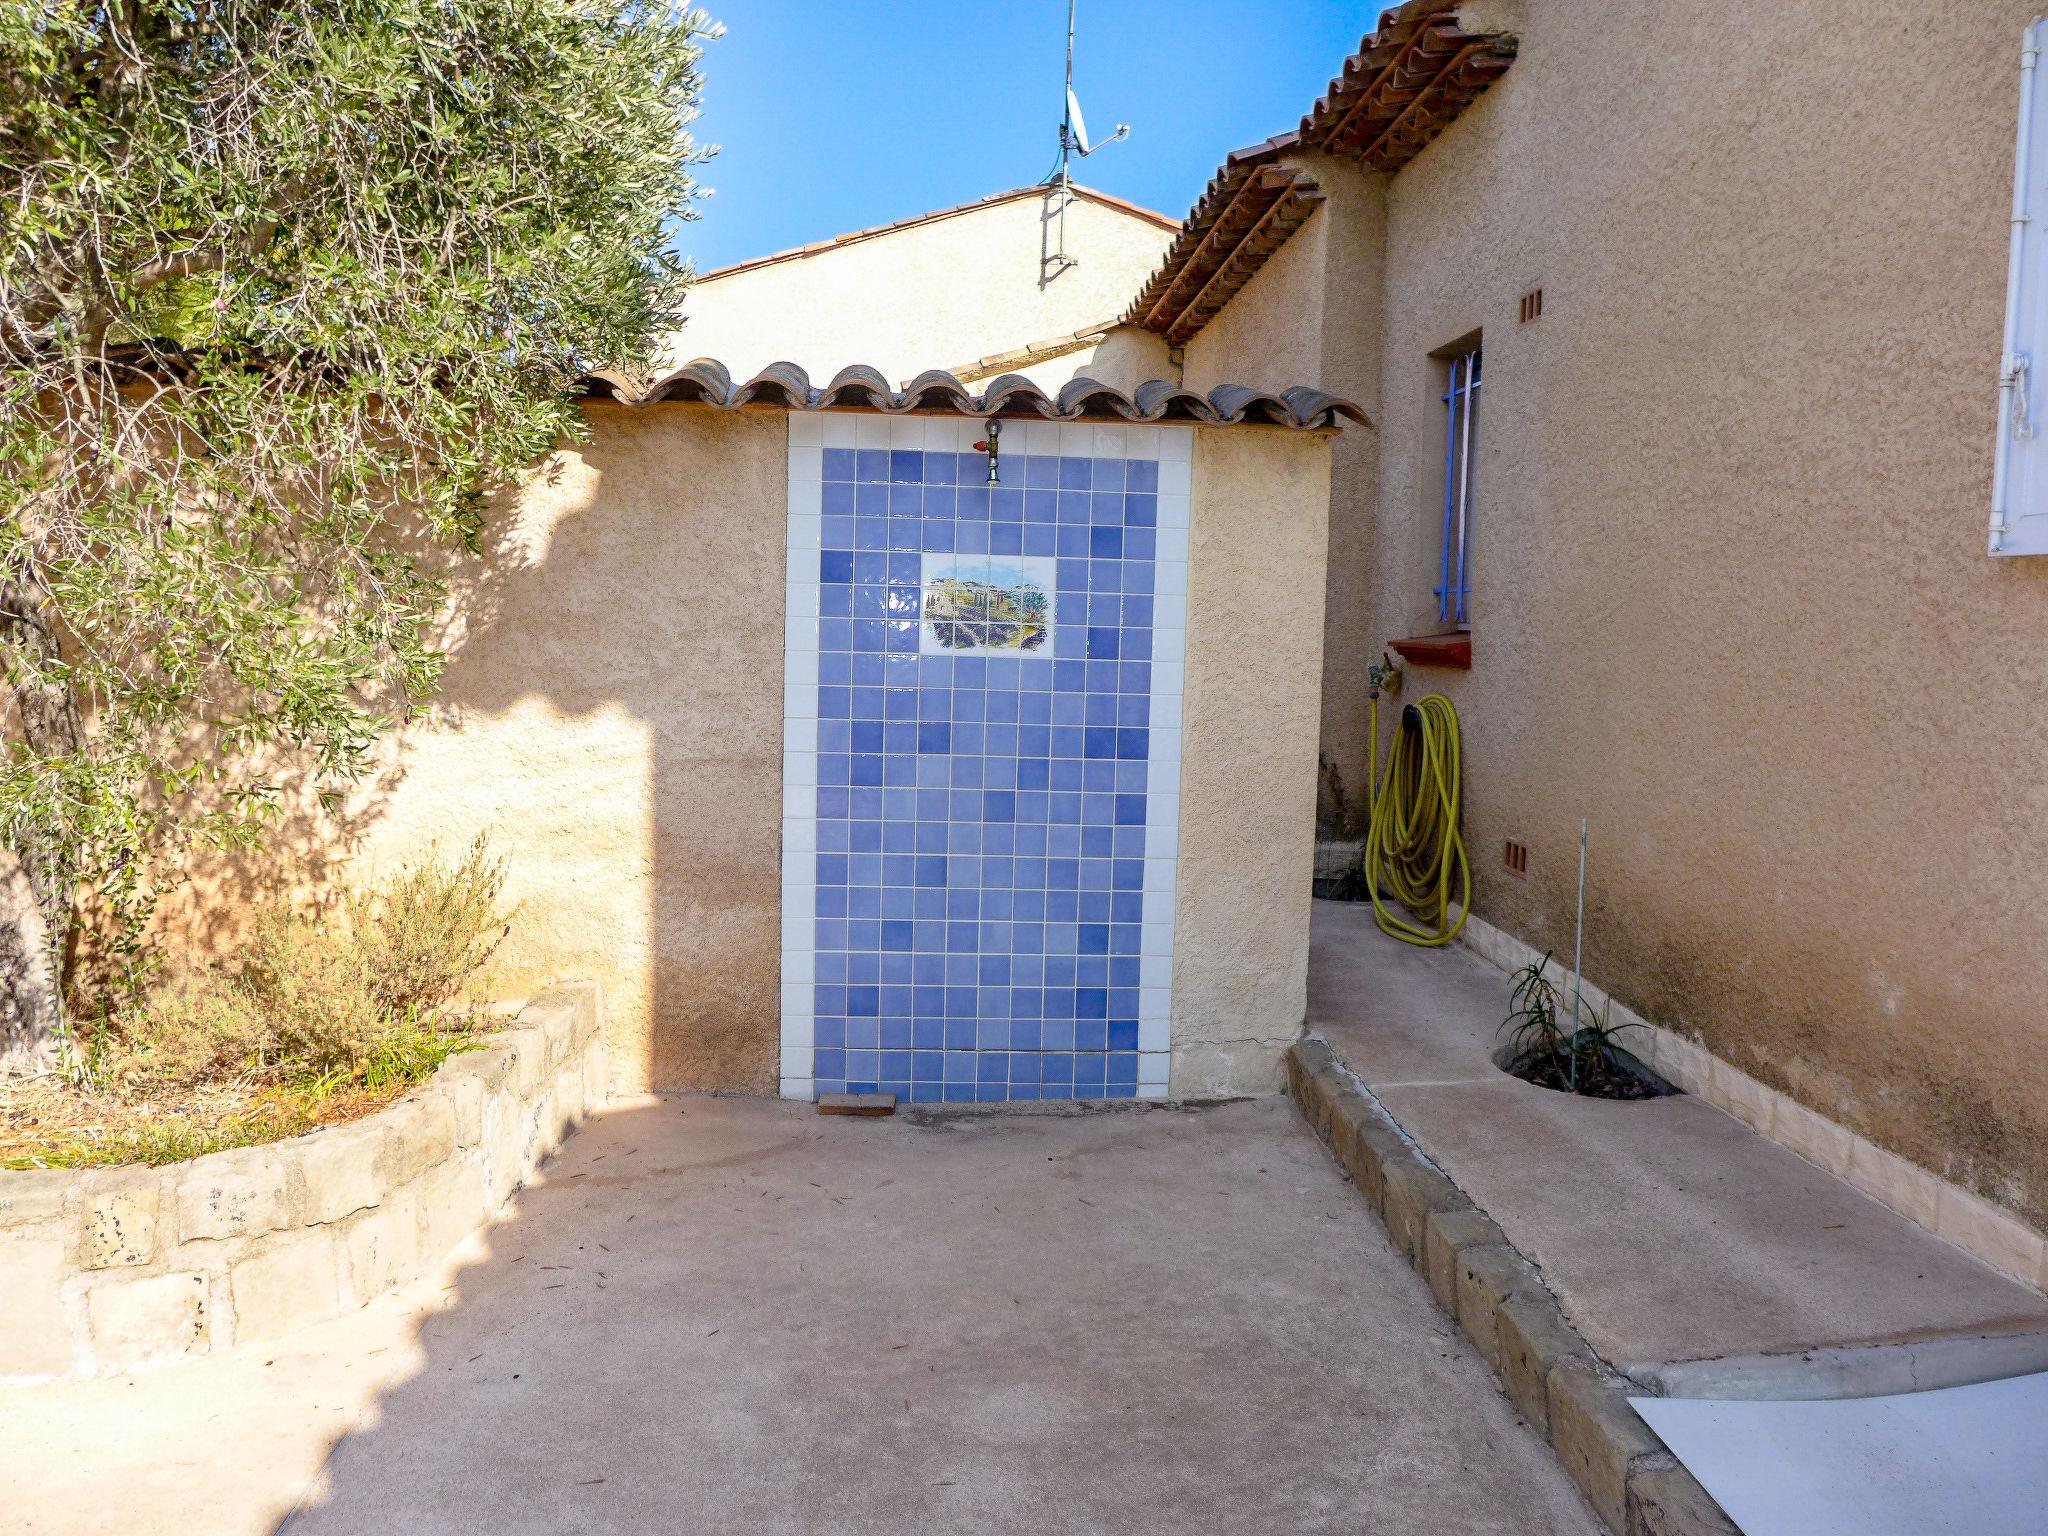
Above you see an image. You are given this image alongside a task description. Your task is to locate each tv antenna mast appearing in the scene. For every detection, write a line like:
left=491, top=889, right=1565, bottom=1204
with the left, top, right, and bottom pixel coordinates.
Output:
left=1042, top=0, right=1129, bottom=285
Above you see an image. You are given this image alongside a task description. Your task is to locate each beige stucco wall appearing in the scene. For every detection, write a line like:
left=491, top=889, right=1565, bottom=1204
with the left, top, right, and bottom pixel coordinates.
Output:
left=316, top=406, right=785, bottom=1094
left=1170, top=427, right=1334, bottom=1097
left=1187, top=1, right=2048, bottom=1232
left=667, top=190, right=1174, bottom=385
left=1182, top=159, right=1386, bottom=835
left=166, top=403, right=1339, bottom=1102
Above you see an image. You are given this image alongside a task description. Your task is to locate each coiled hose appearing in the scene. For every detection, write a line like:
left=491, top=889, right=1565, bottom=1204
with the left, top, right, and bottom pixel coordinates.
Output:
left=1365, top=691, right=1470, bottom=946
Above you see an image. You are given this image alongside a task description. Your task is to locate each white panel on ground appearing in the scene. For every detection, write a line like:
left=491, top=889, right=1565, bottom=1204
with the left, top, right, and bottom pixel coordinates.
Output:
left=1631, top=1372, right=2048, bottom=1536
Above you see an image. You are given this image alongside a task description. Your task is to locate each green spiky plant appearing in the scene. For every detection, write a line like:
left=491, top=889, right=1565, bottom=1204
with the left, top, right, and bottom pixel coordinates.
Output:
left=1500, top=951, right=1647, bottom=1094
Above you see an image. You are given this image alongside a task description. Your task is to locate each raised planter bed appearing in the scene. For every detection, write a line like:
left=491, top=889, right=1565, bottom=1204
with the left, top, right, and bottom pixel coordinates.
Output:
left=0, top=982, right=604, bottom=1383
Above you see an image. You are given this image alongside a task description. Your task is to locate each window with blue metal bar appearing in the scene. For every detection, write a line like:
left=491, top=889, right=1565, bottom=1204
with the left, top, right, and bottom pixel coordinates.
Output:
left=1436, top=347, right=1480, bottom=626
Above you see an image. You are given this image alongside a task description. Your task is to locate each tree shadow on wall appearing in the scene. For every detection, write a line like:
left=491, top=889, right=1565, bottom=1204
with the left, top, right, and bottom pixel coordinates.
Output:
left=163, top=403, right=785, bottom=1092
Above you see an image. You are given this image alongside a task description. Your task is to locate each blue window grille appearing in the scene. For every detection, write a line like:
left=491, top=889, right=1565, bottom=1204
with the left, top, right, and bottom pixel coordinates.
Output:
left=1436, top=348, right=1481, bottom=626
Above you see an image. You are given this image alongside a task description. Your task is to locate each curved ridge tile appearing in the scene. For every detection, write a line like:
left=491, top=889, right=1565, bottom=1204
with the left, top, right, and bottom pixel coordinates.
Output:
left=1132, top=380, right=1221, bottom=423
left=899, top=369, right=980, bottom=414
left=815, top=363, right=898, bottom=412
left=1055, top=376, right=1144, bottom=420
left=641, top=357, right=735, bottom=407
left=1281, top=385, right=1371, bottom=429
left=577, top=368, right=642, bottom=404
left=732, top=361, right=816, bottom=409
left=1205, top=384, right=1299, bottom=426
left=977, top=374, right=1061, bottom=418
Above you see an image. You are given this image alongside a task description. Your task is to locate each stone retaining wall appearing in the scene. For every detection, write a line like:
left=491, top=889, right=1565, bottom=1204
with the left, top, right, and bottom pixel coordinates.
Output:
left=1286, top=1038, right=1738, bottom=1536
left=0, top=981, right=604, bottom=1383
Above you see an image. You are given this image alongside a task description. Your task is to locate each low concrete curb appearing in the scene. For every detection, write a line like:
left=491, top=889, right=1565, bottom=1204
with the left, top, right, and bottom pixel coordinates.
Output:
left=0, top=982, right=605, bottom=1383
left=1286, top=1038, right=1738, bottom=1536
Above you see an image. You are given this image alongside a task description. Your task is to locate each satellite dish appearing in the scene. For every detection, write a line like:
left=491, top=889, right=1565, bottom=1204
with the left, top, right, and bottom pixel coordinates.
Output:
left=1067, top=85, right=1129, bottom=158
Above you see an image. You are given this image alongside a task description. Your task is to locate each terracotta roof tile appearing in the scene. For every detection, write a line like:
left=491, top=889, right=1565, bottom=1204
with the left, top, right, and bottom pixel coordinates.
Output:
left=1126, top=1, right=1517, bottom=344
left=581, top=360, right=1367, bottom=432
left=1300, top=0, right=1517, bottom=170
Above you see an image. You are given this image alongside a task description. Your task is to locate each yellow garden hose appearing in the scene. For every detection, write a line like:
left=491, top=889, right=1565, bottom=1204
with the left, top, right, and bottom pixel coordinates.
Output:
left=1365, top=691, right=1470, bottom=946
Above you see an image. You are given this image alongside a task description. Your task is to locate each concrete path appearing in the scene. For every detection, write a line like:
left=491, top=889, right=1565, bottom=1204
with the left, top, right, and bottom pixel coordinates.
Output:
left=1308, top=901, right=2048, bottom=1384
left=2, top=1094, right=1597, bottom=1535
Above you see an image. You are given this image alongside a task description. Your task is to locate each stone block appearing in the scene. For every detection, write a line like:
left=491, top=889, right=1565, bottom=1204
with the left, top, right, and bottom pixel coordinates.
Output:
left=557, top=1060, right=588, bottom=1129
left=343, top=1184, right=421, bottom=1300
left=1549, top=1359, right=1665, bottom=1534
left=501, top=1029, right=546, bottom=1094
left=1934, top=1184, right=2046, bottom=1286
left=230, top=1228, right=340, bottom=1344
left=1350, top=1114, right=1414, bottom=1216
left=542, top=1084, right=571, bottom=1155
left=1496, top=1290, right=1591, bottom=1438
left=583, top=1038, right=609, bottom=1104
left=86, top=1271, right=207, bottom=1370
left=1323, top=1089, right=1367, bottom=1177
left=434, top=1064, right=487, bottom=1143
left=1626, top=1457, right=1739, bottom=1536
left=1845, top=1138, right=1940, bottom=1229
left=1649, top=1032, right=1711, bottom=1095
left=1771, top=1097, right=1854, bottom=1176
left=174, top=1144, right=293, bottom=1242
left=417, top=1153, right=486, bottom=1267
left=296, top=1119, right=388, bottom=1226
left=1708, top=1060, right=1776, bottom=1135
left=444, top=1043, right=515, bottom=1095
left=1311, top=1068, right=1352, bottom=1138
left=0, top=1169, right=73, bottom=1232
left=374, top=1092, right=459, bottom=1186
left=534, top=1004, right=580, bottom=1066
left=1455, top=1242, right=1541, bottom=1373
left=0, top=1237, right=74, bottom=1378
left=1380, top=1157, right=1469, bottom=1266
left=1424, top=1208, right=1506, bottom=1314
left=73, top=1169, right=158, bottom=1268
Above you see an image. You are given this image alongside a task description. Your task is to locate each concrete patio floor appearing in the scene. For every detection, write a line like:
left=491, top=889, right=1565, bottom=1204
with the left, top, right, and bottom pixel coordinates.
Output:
left=3, top=1093, right=1598, bottom=1536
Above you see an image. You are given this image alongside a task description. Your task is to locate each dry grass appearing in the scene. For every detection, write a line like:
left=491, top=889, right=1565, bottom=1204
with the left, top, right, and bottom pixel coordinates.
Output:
left=2, top=838, right=513, bottom=1169
left=0, top=1072, right=402, bottom=1169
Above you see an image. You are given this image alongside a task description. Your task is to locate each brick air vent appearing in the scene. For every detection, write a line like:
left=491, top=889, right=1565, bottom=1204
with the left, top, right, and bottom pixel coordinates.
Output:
left=1519, top=288, right=1543, bottom=323
left=1504, top=839, right=1529, bottom=876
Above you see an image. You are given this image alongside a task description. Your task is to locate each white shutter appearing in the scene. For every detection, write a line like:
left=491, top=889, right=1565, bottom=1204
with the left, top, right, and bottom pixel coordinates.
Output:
left=1993, top=20, right=2048, bottom=555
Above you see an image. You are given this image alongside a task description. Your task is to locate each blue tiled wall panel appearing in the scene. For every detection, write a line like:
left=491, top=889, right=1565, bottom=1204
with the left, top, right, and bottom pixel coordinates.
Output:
left=781, top=416, right=1190, bottom=1103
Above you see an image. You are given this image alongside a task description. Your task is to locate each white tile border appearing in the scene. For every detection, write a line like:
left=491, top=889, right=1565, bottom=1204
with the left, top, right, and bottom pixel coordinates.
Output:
left=780, top=419, right=822, bottom=1101
left=1454, top=908, right=2048, bottom=1294
left=1145, top=422, right=1187, bottom=1102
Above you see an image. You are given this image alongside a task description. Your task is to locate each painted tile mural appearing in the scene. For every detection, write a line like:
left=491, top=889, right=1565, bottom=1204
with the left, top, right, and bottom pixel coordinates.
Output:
left=781, top=414, right=1191, bottom=1102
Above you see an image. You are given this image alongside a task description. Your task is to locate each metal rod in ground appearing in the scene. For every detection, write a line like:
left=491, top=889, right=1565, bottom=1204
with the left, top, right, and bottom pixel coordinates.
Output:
left=1571, top=817, right=1587, bottom=1089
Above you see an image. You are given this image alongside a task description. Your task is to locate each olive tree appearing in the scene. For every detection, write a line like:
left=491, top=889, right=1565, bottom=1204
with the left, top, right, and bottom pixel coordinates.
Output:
left=0, top=0, right=716, bottom=1067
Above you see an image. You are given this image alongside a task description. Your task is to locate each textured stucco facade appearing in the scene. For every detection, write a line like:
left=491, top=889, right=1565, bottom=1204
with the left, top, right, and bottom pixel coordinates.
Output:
left=1170, top=428, right=1334, bottom=1096
left=337, top=406, right=785, bottom=1094
left=666, top=188, right=1174, bottom=385
left=1173, top=2, right=2048, bottom=1237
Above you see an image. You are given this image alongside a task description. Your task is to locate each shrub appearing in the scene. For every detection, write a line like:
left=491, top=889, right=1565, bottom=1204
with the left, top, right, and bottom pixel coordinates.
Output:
left=98, top=839, right=512, bottom=1092
left=98, top=982, right=269, bottom=1092
left=347, top=836, right=513, bottom=1019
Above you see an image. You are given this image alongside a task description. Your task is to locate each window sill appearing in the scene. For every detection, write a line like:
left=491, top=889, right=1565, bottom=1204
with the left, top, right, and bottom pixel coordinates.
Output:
left=1387, top=632, right=1472, bottom=669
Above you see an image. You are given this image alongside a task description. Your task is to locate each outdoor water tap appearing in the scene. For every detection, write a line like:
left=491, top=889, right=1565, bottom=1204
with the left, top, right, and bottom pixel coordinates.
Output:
left=972, top=419, right=1001, bottom=484
left=1368, top=651, right=1402, bottom=700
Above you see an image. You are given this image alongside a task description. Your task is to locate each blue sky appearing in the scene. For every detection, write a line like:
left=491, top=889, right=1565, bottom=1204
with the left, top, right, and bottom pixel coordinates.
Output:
left=678, top=3, right=1378, bottom=273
